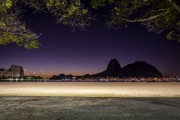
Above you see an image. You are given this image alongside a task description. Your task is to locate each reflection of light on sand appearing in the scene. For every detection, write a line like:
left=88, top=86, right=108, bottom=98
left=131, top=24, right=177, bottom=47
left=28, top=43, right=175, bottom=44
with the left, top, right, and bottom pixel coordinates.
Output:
left=0, top=82, right=180, bottom=97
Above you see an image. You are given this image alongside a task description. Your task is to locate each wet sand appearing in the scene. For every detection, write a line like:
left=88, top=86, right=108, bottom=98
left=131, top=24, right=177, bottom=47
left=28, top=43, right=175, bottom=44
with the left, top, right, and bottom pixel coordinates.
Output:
left=0, top=97, right=180, bottom=120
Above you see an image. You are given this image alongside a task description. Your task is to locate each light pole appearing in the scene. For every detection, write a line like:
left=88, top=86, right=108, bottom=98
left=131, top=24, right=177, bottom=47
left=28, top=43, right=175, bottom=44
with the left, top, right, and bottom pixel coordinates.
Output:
left=23, top=68, right=27, bottom=82
left=40, top=70, right=44, bottom=82
left=33, top=72, right=36, bottom=82
left=24, top=68, right=27, bottom=75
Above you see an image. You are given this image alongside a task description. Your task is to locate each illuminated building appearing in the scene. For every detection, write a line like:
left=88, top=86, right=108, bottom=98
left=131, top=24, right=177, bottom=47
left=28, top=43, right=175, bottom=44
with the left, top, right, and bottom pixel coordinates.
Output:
left=0, top=65, right=24, bottom=78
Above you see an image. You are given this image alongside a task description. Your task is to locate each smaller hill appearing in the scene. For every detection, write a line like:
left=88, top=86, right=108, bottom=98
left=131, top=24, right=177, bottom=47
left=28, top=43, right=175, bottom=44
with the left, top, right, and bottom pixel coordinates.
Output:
left=50, top=74, right=72, bottom=80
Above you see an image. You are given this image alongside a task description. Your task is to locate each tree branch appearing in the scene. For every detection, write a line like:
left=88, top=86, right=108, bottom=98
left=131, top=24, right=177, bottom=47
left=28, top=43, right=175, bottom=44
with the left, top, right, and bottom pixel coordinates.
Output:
left=168, top=0, right=180, bottom=12
left=118, top=12, right=166, bottom=23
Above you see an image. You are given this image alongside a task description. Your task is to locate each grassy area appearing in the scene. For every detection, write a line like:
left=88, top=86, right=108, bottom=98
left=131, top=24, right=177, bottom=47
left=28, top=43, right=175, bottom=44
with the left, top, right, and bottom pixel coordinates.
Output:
left=0, top=97, right=180, bottom=120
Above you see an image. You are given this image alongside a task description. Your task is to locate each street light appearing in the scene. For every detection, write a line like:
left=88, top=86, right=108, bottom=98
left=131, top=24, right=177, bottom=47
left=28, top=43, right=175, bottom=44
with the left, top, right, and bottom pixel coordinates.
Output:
left=23, top=68, right=27, bottom=82
left=24, top=68, right=27, bottom=73
left=40, top=70, right=44, bottom=82
left=33, top=72, right=36, bottom=82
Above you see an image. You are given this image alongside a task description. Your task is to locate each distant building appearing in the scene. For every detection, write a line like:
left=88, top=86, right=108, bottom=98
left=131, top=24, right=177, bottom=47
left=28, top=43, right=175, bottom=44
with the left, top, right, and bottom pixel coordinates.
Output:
left=0, top=65, right=24, bottom=78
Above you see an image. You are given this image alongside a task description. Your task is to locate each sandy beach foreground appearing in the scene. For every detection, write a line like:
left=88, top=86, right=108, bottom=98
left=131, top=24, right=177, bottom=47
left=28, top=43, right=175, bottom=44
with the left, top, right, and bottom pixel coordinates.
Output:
left=0, top=82, right=180, bottom=97
left=0, top=97, right=180, bottom=120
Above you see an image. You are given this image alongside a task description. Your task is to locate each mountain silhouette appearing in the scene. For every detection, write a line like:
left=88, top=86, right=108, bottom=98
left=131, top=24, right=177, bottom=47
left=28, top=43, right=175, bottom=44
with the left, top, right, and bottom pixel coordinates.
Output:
left=50, top=74, right=72, bottom=80
left=50, top=59, right=163, bottom=79
left=90, top=59, right=162, bottom=78
left=120, top=61, right=162, bottom=78
left=91, top=58, right=121, bottom=77
left=106, top=58, right=121, bottom=71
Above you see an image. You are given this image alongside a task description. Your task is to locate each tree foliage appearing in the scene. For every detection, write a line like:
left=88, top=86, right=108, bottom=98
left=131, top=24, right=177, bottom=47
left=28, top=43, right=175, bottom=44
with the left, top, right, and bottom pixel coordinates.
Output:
left=107, top=0, right=180, bottom=41
left=0, top=0, right=39, bottom=49
left=0, top=0, right=179, bottom=49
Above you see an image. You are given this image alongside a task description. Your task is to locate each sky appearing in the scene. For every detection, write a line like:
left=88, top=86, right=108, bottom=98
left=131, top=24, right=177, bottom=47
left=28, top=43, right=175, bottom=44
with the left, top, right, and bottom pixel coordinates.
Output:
left=0, top=11, right=180, bottom=78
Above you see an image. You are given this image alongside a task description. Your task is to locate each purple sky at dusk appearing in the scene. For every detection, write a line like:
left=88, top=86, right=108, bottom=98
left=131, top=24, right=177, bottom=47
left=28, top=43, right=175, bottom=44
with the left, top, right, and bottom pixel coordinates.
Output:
left=0, top=11, right=180, bottom=78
